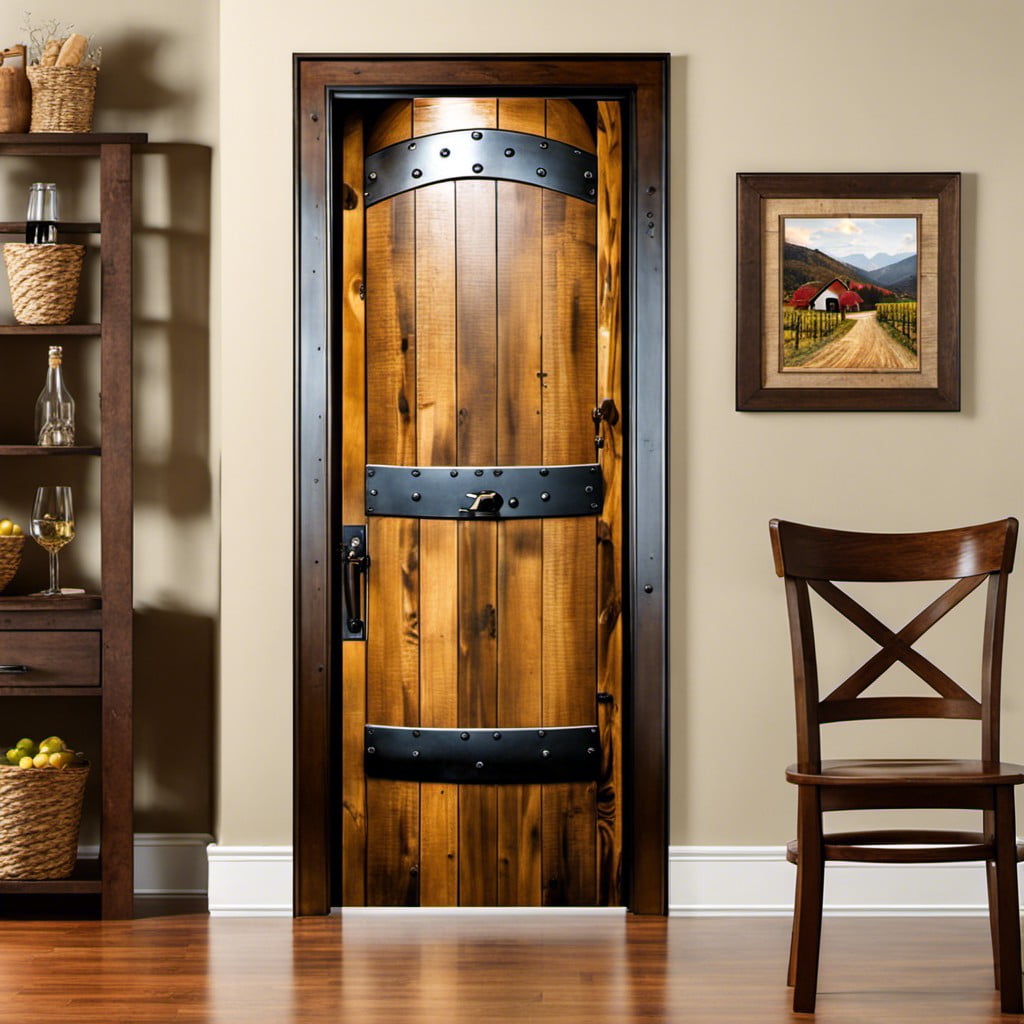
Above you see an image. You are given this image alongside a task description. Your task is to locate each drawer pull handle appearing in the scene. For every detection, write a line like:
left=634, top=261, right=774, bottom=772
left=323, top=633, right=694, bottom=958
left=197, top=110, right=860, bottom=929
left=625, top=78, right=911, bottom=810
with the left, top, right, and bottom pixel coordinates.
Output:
left=0, top=665, right=29, bottom=674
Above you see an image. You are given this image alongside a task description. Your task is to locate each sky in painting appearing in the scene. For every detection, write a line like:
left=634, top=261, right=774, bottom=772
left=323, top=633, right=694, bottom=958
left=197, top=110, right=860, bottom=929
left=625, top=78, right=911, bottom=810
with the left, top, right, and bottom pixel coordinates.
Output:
left=784, top=217, right=917, bottom=261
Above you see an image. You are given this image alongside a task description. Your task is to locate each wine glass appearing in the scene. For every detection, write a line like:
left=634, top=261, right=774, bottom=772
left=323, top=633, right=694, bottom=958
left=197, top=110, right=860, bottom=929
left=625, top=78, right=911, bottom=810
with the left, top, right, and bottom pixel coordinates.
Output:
left=30, top=486, right=75, bottom=596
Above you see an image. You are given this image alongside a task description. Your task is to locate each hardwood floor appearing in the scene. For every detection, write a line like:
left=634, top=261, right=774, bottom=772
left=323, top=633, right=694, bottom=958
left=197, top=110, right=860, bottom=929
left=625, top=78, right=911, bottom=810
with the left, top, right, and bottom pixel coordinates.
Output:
left=0, top=910, right=1018, bottom=1021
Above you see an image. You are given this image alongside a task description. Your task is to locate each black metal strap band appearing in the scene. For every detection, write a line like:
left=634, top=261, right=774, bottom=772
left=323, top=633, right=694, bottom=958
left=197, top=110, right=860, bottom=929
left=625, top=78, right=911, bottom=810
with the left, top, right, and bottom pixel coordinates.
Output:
left=364, top=724, right=600, bottom=785
left=365, top=463, right=603, bottom=519
left=363, top=128, right=597, bottom=206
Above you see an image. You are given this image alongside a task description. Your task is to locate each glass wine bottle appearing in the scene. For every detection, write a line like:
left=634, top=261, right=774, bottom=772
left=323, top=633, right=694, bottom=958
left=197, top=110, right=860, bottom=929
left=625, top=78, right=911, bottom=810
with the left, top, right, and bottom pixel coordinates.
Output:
left=34, top=345, right=75, bottom=447
left=25, top=182, right=58, bottom=244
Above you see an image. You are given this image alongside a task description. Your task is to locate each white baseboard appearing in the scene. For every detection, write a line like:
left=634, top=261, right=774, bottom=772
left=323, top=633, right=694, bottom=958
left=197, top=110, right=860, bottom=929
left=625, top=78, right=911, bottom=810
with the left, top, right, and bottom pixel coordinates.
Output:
left=206, top=845, right=293, bottom=916
left=201, top=843, right=1015, bottom=918
left=76, top=833, right=212, bottom=898
left=669, top=845, right=1004, bottom=917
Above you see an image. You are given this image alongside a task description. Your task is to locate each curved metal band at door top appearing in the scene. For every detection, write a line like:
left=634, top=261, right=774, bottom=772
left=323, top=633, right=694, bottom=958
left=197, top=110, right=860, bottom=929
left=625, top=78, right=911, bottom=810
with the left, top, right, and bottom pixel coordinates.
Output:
left=363, top=128, right=597, bottom=206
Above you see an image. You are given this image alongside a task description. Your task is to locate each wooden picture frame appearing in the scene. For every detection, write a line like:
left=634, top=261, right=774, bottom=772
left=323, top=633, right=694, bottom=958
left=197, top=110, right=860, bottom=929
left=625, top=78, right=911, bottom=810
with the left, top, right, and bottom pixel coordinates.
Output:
left=736, top=172, right=960, bottom=411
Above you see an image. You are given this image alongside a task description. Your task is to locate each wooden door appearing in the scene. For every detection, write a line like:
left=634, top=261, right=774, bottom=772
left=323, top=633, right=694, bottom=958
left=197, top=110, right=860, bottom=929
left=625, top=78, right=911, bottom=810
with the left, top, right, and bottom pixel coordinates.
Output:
left=339, top=96, right=623, bottom=907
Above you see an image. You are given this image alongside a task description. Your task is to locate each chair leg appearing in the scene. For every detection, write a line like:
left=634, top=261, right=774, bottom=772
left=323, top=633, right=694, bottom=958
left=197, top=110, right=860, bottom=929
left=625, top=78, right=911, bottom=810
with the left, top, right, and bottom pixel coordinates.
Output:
left=792, top=786, right=824, bottom=1014
left=984, top=808, right=1001, bottom=989
left=993, top=787, right=1023, bottom=1014
left=788, top=866, right=800, bottom=987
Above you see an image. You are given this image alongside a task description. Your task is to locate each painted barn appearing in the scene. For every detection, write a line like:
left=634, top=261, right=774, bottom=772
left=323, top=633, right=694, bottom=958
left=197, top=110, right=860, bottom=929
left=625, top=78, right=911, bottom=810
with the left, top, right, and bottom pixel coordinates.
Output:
left=807, top=277, right=849, bottom=312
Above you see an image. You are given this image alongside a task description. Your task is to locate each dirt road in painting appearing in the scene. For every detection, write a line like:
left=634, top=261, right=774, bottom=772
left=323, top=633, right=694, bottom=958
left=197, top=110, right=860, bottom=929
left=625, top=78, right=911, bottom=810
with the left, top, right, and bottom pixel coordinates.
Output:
left=802, top=311, right=917, bottom=369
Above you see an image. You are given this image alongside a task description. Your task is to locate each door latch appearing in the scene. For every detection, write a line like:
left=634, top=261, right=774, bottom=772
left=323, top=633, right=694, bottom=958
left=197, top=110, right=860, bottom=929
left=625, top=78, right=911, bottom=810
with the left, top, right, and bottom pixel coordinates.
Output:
left=342, top=526, right=369, bottom=641
left=459, top=490, right=504, bottom=517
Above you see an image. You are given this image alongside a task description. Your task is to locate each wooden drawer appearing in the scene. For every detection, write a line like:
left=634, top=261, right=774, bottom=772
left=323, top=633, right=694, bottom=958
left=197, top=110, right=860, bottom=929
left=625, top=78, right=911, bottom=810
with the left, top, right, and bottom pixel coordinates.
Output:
left=0, top=632, right=100, bottom=687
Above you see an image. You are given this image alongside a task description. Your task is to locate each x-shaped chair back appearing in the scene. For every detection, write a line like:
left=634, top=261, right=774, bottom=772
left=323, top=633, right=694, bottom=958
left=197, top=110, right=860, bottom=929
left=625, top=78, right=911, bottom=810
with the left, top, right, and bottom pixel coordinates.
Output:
left=770, top=518, right=1018, bottom=772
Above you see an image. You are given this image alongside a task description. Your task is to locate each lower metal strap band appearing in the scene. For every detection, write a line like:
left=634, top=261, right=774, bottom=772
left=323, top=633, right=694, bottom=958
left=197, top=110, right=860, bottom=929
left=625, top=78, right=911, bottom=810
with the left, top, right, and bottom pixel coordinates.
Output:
left=364, top=724, right=601, bottom=785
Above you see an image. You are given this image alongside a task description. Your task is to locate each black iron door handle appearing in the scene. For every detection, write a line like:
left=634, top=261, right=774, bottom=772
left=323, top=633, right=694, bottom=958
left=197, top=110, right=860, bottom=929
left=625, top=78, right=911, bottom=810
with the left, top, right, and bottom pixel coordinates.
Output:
left=343, top=531, right=370, bottom=640
left=459, top=490, right=504, bottom=517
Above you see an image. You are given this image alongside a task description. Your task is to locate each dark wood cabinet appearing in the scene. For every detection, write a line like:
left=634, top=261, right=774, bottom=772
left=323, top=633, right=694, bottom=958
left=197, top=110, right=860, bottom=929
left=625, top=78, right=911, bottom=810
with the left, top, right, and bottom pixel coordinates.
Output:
left=0, top=133, right=145, bottom=917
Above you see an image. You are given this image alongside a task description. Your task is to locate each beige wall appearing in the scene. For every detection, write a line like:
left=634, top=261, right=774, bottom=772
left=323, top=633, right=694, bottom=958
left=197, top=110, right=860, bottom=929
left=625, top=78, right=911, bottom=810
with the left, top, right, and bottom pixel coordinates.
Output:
left=217, top=0, right=1024, bottom=848
left=9, top=0, right=1022, bottom=853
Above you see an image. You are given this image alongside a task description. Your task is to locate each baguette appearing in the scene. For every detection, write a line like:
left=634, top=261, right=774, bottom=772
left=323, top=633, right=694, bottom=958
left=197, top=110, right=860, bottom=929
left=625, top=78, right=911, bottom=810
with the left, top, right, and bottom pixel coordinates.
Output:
left=55, top=33, right=87, bottom=67
left=40, top=37, right=63, bottom=66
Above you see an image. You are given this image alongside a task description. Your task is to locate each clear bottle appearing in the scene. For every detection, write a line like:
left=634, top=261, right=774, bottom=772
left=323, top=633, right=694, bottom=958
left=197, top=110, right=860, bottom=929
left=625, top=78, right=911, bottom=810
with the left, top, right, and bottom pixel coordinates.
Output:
left=25, top=182, right=59, bottom=244
left=34, top=345, right=75, bottom=446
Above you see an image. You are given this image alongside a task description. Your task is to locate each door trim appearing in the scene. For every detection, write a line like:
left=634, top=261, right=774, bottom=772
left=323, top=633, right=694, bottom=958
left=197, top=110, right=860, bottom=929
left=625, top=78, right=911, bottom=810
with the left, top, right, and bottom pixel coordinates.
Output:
left=294, top=54, right=670, bottom=915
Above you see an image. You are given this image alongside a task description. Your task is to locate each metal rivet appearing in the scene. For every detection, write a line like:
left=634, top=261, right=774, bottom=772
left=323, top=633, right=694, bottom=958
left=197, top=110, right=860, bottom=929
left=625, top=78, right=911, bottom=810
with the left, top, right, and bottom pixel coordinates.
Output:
left=573, top=149, right=581, bottom=156
left=508, top=497, right=519, bottom=508
left=472, top=163, right=484, bottom=174
left=411, top=469, right=421, bottom=477
left=588, top=466, right=597, bottom=474
left=536, top=167, right=547, bottom=178
left=587, top=748, right=596, bottom=755
left=369, top=489, right=378, bottom=496
left=493, top=732, right=502, bottom=740
left=539, top=468, right=550, bottom=476
left=540, top=492, right=551, bottom=502
left=646, top=211, right=654, bottom=219
left=440, top=147, right=451, bottom=157
left=644, top=584, right=654, bottom=594
left=585, top=485, right=594, bottom=494
left=504, top=147, right=515, bottom=157
left=461, top=732, right=470, bottom=741
left=591, top=502, right=599, bottom=510
left=541, top=750, right=550, bottom=758
left=367, top=746, right=376, bottom=754
left=539, top=141, right=549, bottom=149
left=475, top=469, right=484, bottom=477
left=590, top=728, right=598, bottom=735
left=408, top=142, right=417, bottom=150
left=411, top=168, right=422, bottom=178
left=366, top=506, right=374, bottom=513
left=471, top=131, right=483, bottom=140
left=411, top=492, right=421, bottom=502
left=475, top=761, right=484, bottom=769
left=493, top=469, right=503, bottom=476
left=364, top=192, right=370, bottom=198
left=367, top=468, right=376, bottom=477
left=367, top=728, right=375, bottom=735
left=368, top=171, right=378, bottom=181
left=412, top=730, right=420, bottom=737
left=584, top=170, right=593, bottom=179
left=588, top=188, right=596, bottom=197
left=537, top=730, right=546, bottom=738
left=412, top=750, right=420, bottom=758
left=450, top=470, right=459, bottom=477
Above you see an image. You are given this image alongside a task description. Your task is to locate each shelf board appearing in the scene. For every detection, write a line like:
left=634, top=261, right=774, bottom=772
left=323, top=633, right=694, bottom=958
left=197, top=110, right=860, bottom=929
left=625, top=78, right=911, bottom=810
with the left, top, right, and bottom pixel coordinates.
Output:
left=0, top=133, right=147, bottom=145
left=0, top=857, right=101, bottom=893
left=0, top=324, right=101, bottom=336
left=0, top=222, right=100, bottom=235
left=0, top=594, right=101, bottom=612
left=0, top=445, right=99, bottom=456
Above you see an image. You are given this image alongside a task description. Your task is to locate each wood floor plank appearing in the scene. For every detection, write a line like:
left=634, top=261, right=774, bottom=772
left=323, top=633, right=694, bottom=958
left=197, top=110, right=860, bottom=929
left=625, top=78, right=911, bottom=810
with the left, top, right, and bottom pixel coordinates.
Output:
left=0, top=913, right=1011, bottom=1024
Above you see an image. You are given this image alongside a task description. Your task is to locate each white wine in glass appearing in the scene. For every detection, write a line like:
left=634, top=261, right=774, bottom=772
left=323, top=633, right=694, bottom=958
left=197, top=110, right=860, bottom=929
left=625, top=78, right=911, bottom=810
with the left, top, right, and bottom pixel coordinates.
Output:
left=30, top=485, right=75, bottom=596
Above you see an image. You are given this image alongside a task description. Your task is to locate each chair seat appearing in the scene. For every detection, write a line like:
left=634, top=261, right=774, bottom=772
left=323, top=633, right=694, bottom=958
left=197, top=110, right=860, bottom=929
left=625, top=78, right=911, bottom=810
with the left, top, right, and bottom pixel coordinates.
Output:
left=787, top=830, right=1024, bottom=865
left=786, top=758, right=1024, bottom=786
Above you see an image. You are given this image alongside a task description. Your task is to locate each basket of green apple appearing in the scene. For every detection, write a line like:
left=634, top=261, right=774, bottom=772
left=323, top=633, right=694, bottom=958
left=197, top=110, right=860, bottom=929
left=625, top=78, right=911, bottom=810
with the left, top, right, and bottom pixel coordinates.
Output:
left=0, top=516, right=25, bottom=593
left=0, top=736, right=88, bottom=879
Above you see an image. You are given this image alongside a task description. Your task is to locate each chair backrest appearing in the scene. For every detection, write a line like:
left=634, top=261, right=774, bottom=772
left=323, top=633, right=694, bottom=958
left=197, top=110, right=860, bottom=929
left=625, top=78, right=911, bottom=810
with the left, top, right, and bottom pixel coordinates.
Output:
left=770, top=518, right=1018, bottom=773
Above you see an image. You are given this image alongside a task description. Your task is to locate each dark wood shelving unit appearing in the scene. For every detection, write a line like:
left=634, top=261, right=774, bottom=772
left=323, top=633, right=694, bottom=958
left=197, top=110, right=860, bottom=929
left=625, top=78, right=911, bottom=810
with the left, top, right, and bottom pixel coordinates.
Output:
left=0, top=132, right=145, bottom=918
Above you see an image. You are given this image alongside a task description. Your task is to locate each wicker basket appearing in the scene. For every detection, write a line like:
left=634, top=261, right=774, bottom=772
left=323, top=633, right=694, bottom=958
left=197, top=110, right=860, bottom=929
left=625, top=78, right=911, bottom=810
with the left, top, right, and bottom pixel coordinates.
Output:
left=27, top=66, right=96, bottom=133
left=0, top=761, right=89, bottom=879
left=3, top=243, right=84, bottom=325
left=0, top=535, right=24, bottom=593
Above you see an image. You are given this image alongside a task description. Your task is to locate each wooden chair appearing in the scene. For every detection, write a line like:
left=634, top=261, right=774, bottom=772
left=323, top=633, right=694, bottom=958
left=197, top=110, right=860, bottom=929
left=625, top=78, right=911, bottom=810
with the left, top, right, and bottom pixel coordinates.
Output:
left=769, top=518, right=1024, bottom=1014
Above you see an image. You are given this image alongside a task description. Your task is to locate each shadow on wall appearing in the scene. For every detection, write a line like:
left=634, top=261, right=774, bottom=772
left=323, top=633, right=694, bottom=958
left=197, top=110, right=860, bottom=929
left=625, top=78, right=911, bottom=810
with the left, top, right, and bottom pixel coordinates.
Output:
left=134, top=609, right=214, bottom=834
left=93, top=30, right=215, bottom=840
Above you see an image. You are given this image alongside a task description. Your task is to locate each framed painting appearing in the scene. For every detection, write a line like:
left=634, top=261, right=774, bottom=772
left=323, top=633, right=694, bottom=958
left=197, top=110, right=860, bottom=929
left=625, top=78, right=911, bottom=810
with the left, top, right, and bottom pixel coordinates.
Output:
left=736, top=172, right=960, bottom=411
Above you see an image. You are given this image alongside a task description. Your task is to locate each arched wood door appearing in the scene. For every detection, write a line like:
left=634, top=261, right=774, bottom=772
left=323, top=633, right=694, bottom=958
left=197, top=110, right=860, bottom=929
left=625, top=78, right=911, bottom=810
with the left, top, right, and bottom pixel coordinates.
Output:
left=338, top=96, right=624, bottom=906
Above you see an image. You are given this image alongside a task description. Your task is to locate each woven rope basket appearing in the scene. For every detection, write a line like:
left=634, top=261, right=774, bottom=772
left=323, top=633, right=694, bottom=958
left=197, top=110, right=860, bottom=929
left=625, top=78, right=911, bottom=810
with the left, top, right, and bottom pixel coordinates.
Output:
left=0, top=762, right=89, bottom=879
left=3, top=243, right=84, bottom=325
left=0, top=535, right=24, bottom=593
left=27, top=66, right=96, bottom=133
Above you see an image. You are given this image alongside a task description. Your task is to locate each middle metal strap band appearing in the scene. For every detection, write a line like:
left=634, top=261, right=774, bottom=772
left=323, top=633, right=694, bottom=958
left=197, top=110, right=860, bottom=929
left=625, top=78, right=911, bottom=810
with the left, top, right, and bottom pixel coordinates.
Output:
left=365, top=463, right=604, bottom=519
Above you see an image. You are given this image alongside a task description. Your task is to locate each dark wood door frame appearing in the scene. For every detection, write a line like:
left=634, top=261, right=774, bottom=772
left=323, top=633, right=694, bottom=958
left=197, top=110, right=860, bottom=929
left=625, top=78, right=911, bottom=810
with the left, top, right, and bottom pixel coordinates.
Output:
left=294, top=54, right=669, bottom=915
